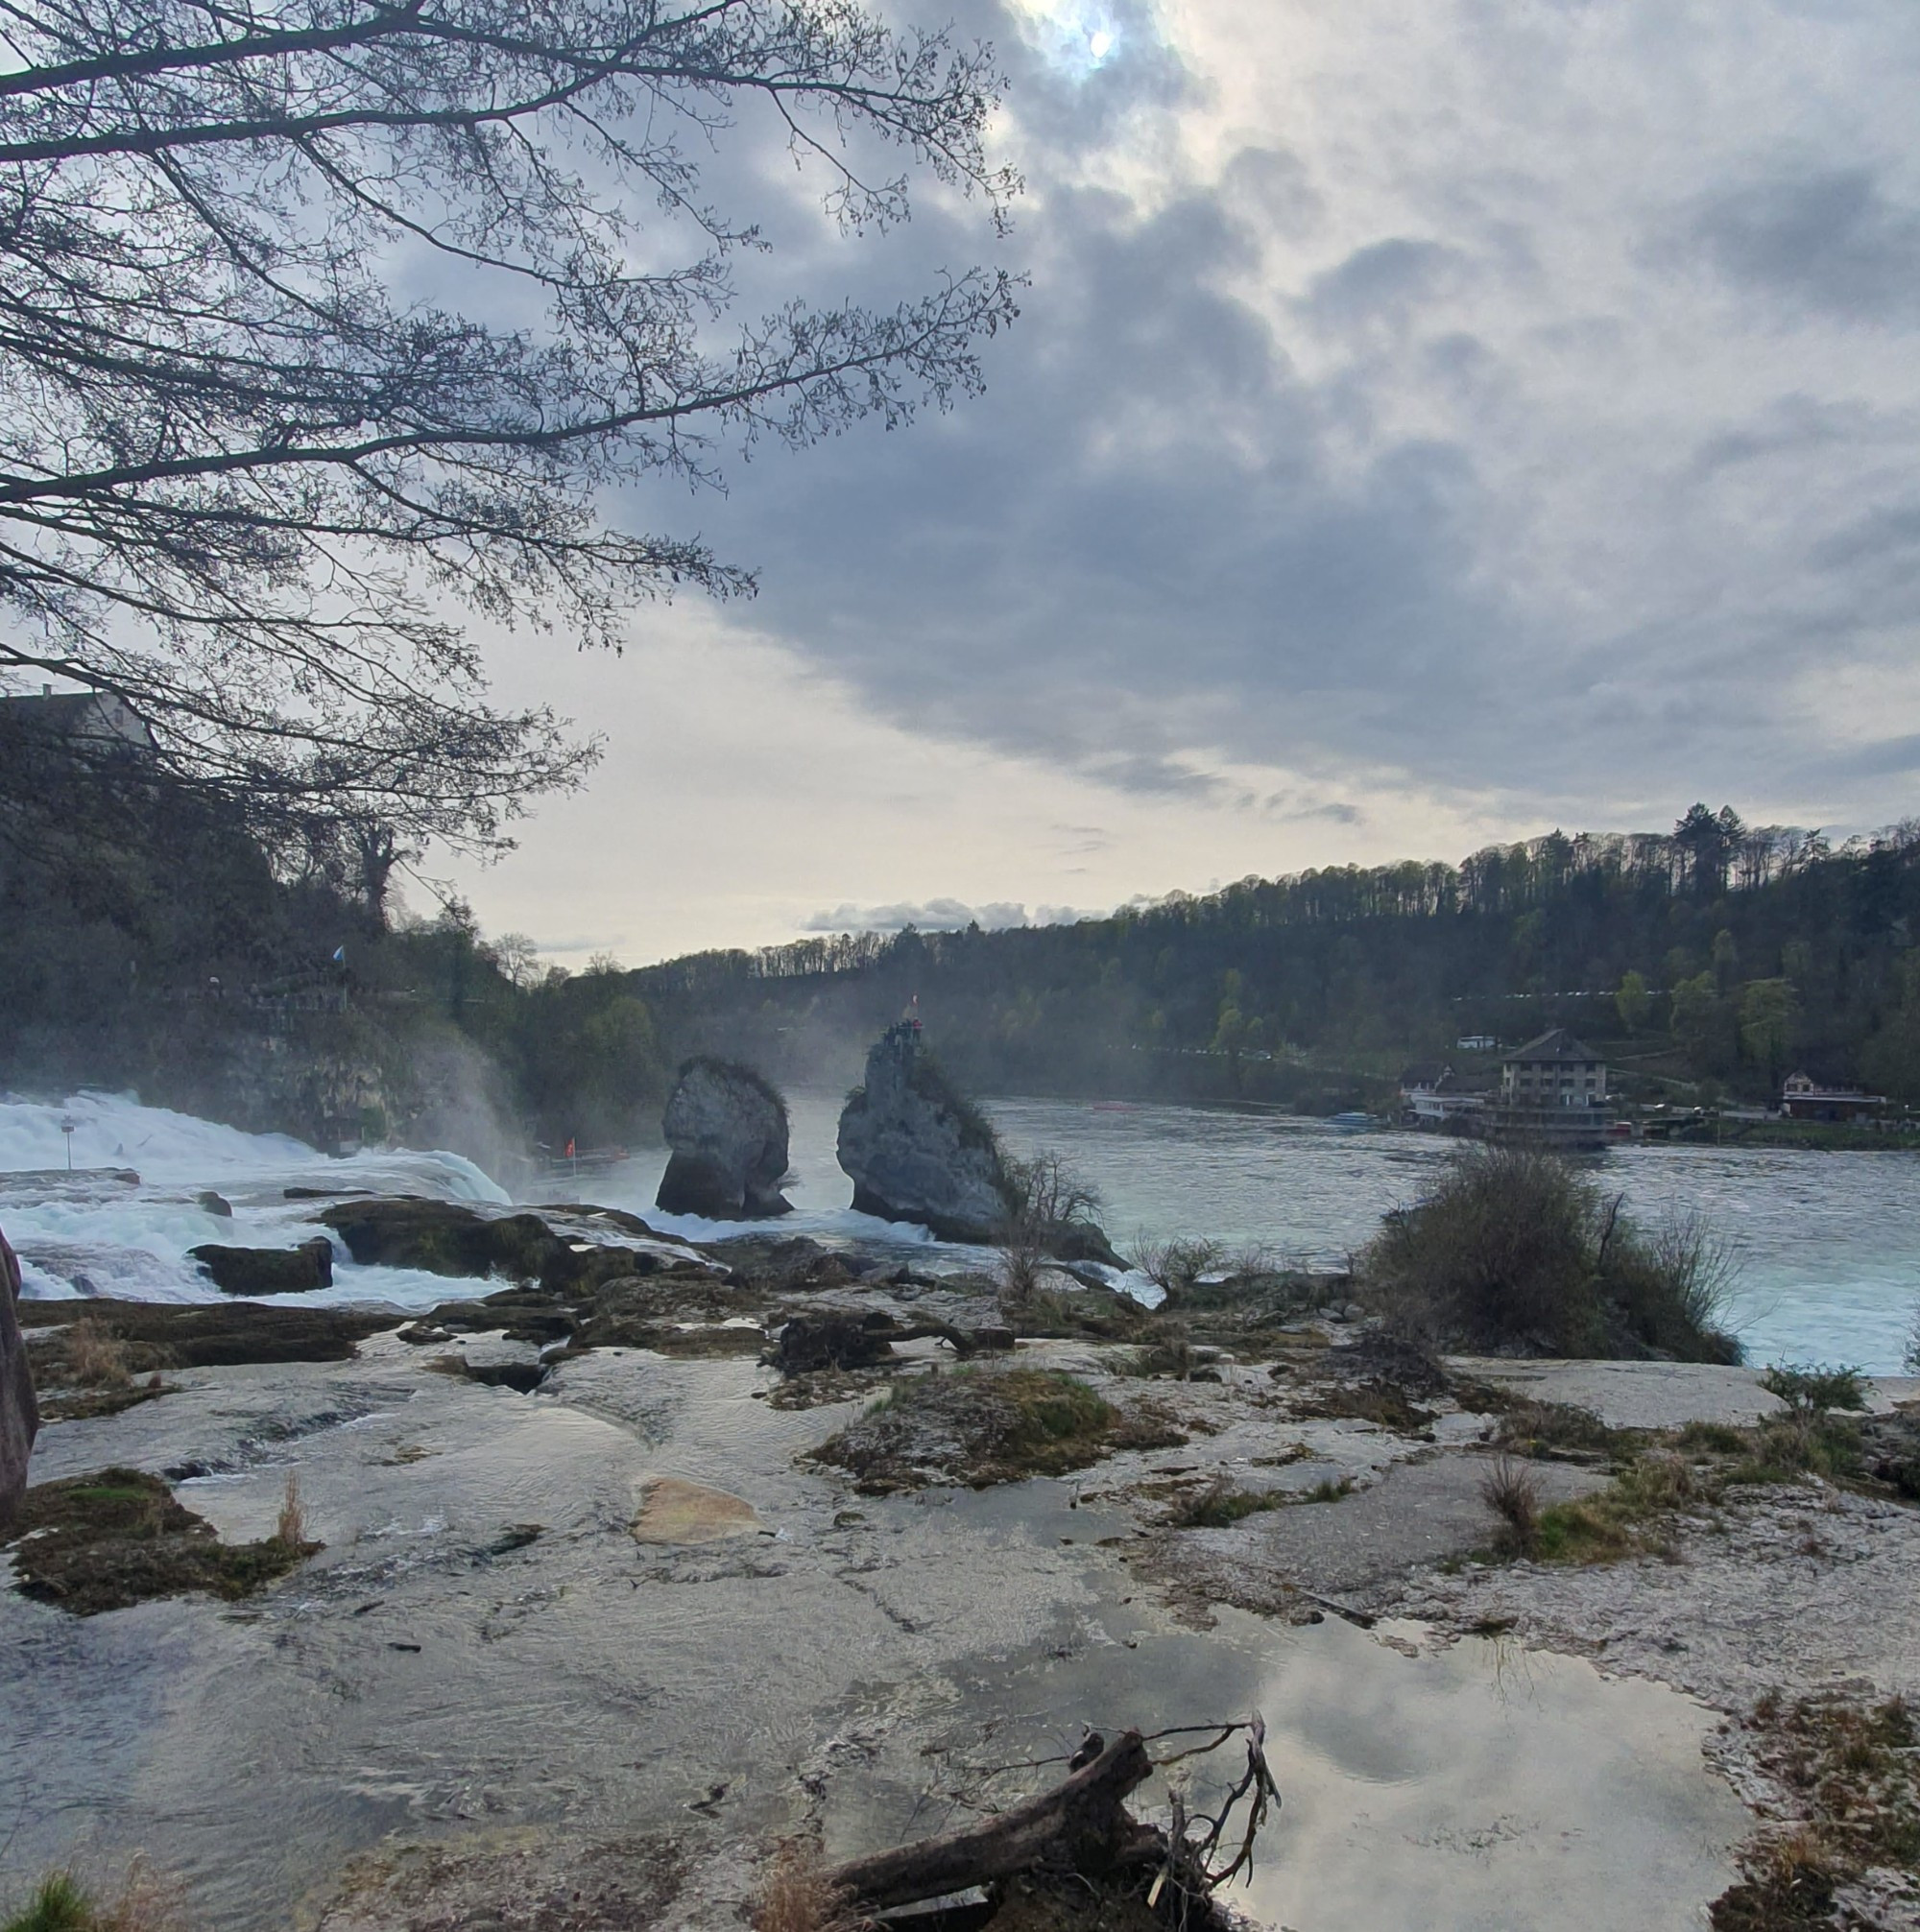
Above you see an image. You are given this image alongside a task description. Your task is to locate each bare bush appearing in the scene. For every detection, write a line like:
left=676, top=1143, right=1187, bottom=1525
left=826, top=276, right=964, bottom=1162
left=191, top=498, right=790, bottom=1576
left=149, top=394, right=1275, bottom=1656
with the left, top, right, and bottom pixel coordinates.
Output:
left=1480, top=1457, right=1542, bottom=1559
left=1127, top=1234, right=1225, bottom=1299
left=274, top=1473, right=309, bottom=1550
left=996, top=1151, right=1103, bottom=1301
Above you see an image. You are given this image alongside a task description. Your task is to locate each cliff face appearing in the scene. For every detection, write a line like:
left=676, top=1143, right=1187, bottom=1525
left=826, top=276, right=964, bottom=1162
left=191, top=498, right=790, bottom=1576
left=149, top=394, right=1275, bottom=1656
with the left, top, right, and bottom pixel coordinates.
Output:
left=836, top=1027, right=1011, bottom=1243
left=656, top=1059, right=792, bottom=1221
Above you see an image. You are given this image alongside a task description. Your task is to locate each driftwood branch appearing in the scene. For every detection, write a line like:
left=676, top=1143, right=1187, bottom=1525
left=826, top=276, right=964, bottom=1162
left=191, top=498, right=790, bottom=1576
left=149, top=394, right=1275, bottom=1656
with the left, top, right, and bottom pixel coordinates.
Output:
left=821, top=1729, right=1158, bottom=1915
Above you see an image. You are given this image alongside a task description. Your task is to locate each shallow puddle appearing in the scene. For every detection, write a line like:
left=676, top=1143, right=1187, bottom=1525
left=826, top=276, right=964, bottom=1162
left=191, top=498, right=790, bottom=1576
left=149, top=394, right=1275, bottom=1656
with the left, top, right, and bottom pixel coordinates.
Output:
left=1232, top=1616, right=1742, bottom=1930
left=839, top=1601, right=1745, bottom=1932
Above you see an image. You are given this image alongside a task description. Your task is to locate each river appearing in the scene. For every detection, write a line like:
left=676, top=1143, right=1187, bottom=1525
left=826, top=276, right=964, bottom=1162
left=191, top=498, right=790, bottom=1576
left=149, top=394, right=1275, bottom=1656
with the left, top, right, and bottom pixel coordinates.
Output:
left=628, top=1089, right=1920, bottom=1375
left=6, top=1088, right=1916, bottom=1373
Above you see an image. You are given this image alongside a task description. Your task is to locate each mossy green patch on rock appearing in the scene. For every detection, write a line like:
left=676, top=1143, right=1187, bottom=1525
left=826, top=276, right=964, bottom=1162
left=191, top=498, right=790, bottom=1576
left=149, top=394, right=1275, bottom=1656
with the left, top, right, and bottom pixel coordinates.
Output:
left=812, top=1367, right=1186, bottom=1493
left=2, top=1467, right=317, bottom=1616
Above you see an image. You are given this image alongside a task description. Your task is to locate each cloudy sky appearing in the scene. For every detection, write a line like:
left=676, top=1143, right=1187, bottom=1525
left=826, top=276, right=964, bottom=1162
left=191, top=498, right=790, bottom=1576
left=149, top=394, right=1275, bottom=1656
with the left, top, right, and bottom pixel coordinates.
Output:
left=444, top=0, right=1920, bottom=966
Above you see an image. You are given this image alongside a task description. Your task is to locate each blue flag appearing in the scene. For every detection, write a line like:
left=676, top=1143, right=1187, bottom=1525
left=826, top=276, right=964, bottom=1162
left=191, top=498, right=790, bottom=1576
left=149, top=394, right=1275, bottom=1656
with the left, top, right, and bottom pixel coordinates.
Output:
left=331, top=945, right=346, bottom=964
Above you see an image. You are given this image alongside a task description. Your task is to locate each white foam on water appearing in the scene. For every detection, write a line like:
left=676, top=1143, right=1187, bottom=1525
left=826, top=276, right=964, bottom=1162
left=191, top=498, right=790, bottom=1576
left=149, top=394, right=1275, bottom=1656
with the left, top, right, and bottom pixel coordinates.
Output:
left=0, top=1090, right=509, bottom=1306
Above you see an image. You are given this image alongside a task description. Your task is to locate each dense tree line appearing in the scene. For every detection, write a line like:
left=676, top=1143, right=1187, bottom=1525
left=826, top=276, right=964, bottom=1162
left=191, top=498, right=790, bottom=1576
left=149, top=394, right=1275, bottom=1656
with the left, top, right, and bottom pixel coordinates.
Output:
left=7, top=791, right=1919, bottom=1153
left=635, top=807, right=1920, bottom=1109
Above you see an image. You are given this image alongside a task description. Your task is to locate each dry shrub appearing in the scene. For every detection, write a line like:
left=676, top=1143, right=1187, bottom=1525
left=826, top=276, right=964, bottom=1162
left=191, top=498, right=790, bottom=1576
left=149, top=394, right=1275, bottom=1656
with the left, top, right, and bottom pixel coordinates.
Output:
left=96, top=1858, right=187, bottom=1932
left=1480, top=1457, right=1542, bottom=1558
left=274, top=1472, right=309, bottom=1549
left=64, top=1320, right=132, bottom=1389
left=997, top=1150, right=1105, bottom=1300
left=751, top=1838, right=849, bottom=1932
left=1128, top=1235, right=1224, bottom=1299
left=1358, top=1145, right=1741, bottom=1362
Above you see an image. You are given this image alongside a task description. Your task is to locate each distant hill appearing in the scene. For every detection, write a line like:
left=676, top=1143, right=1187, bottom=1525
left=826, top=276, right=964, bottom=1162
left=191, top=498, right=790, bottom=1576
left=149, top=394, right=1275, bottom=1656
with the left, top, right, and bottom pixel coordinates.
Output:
left=8, top=773, right=1917, bottom=1148
left=630, top=808, right=1920, bottom=1111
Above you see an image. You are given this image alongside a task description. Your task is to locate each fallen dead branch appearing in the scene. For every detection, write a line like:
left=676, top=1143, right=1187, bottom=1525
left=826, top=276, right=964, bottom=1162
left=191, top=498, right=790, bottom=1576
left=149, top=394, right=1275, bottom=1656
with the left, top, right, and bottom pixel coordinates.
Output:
left=812, top=1718, right=1280, bottom=1927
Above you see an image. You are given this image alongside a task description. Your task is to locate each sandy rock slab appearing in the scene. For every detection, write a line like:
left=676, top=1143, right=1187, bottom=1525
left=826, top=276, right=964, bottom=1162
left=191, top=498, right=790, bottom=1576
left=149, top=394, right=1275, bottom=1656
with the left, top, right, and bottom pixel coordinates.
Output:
left=313, top=1832, right=685, bottom=1931
left=631, top=1475, right=761, bottom=1544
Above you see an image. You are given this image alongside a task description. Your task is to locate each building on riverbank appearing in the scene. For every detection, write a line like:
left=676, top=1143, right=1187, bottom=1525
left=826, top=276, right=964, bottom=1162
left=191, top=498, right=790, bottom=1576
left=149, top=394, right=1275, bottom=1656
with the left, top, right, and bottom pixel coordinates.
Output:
left=1399, top=1063, right=1489, bottom=1131
left=1476, top=1028, right=1616, bottom=1150
left=1780, top=1073, right=1887, bottom=1123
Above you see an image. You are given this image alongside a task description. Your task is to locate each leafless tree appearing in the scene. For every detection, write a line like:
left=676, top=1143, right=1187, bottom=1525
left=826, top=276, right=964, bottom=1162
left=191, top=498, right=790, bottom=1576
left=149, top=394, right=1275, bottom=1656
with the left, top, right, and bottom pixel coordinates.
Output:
left=997, top=1150, right=1101, bottom=1298
left=0, top=0, right=1020, bottom=854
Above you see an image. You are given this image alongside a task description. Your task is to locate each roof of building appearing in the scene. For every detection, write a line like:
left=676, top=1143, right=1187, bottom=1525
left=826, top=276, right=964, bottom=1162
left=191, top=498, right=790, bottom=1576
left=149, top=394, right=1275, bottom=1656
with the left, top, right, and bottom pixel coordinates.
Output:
left=1503, top=1027, right=1601, bottom=1064
left=0, top=689, right=154, bottom=749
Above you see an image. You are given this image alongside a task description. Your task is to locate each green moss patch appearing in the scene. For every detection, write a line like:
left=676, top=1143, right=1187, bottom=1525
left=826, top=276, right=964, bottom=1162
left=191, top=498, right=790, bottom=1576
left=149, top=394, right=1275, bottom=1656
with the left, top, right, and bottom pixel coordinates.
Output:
left=812, top=1368, right=1185, bottom=1493
left=2, top=1467, right=317, bottom=1616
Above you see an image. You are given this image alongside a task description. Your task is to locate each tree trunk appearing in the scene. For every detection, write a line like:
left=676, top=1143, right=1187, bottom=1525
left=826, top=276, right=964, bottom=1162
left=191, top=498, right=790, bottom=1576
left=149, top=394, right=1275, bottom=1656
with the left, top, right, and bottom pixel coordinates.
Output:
left=821, top=1730, right=1158, bottom=1915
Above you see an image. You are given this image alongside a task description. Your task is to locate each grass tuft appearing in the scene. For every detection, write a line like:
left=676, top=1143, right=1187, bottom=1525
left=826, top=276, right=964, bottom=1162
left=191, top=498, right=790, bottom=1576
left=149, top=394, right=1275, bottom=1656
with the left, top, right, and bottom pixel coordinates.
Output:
left=274, top=1472, right=308, bottom=1548
left=61, top=1321, right=132, bottom=1390
left=1480, top=1457, right=1542, bottom=1558
left=751, top=1838, right=848, bottom=1932
left=1168, top=1479, right=1285, bottom=1529
left=3, top=1861, right=183, bottom=1932
left=5, top=1874, right=93, bottom=1932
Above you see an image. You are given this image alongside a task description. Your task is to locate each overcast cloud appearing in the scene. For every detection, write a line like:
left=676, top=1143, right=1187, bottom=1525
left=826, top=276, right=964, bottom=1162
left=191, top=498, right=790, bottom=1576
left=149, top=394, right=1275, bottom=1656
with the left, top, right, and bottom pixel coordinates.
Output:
left=456, top=0, right=1920, bottom=962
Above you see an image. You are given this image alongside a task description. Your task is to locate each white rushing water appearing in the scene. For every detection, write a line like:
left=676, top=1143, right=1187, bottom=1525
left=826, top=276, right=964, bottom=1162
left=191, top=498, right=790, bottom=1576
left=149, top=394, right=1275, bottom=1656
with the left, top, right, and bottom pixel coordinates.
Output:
left=0, top=1089, right=509, bottom=1309
left=5, top=1086, right=1917, bottom=1370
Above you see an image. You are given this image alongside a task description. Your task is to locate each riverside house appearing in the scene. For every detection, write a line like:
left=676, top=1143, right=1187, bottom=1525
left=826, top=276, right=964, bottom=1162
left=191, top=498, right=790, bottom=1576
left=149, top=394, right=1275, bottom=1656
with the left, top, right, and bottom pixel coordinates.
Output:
left=1481, top=1028, right=1614, bottom=1149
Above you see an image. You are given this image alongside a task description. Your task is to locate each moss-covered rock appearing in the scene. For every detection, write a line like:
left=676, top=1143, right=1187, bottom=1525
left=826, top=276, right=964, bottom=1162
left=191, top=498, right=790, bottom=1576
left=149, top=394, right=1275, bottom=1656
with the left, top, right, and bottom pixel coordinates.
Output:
left=2, top=1467, right=316, bottom=1615
left=319, top=1198, right=663, bottom=1294
left=189, top=1235, right=334, bottom=1296
left=21, top=1300, right=393, bottom=1371
left=812, top=1366, right=1184, bottom=1492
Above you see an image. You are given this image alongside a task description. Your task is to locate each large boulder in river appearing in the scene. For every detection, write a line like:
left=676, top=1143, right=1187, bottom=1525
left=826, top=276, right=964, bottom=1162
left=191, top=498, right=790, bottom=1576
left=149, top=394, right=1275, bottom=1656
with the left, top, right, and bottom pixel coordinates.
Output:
left=836, top=1025, right=1015, bottom=1243
left=656, top=1059, right=792, bottom=1221
left=189, top=1237, right=335, bottom=1297
left=1, top=1228, right=37, bottom=1532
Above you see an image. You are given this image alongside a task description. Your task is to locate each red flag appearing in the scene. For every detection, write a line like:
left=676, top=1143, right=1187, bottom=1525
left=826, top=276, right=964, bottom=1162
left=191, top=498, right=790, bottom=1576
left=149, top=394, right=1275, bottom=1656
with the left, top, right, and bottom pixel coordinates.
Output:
left=564, top=1137, right=576, bottom=1159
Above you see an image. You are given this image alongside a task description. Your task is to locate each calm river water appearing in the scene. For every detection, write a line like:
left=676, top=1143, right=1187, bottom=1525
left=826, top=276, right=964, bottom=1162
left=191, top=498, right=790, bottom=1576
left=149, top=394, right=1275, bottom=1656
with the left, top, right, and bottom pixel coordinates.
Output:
left=741, top=1091, right=1920, bottom=1375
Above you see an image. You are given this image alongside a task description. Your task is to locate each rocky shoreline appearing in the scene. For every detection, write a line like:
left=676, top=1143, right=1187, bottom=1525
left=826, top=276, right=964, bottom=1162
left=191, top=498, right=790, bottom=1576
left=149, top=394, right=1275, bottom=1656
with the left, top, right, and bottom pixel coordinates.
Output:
left=3, top=1197, right=1918, bottom=1929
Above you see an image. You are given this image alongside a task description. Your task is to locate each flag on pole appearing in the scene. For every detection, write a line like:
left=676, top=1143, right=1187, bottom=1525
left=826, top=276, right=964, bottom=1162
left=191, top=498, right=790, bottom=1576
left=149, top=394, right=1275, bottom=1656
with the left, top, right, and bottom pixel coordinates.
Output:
left=331, top=945, right=347, bottom=964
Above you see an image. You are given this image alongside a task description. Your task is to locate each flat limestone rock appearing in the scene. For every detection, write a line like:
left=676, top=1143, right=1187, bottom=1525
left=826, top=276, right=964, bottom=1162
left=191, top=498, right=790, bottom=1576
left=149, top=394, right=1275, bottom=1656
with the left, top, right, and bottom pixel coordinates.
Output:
left=630, top=1475, right=760, bottom=1545
left=1451, top=1357, right=1789, bottom=1430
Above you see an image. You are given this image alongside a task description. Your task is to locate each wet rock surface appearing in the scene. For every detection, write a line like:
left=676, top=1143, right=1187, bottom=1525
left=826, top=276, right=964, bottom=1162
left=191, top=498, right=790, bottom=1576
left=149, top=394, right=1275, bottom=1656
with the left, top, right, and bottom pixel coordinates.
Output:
left=655, top=1057, right=792, bottom=1220
left=1, top=1199, right=1915, bottom=1931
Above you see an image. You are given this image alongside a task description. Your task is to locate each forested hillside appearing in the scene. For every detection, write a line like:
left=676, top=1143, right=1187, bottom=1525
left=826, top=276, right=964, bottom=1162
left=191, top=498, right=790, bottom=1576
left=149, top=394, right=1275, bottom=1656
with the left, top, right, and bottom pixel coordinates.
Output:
left=636, top=807, right=1920, bottom=1111
left=7, top=784, right=1918, bottom=1150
